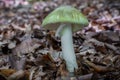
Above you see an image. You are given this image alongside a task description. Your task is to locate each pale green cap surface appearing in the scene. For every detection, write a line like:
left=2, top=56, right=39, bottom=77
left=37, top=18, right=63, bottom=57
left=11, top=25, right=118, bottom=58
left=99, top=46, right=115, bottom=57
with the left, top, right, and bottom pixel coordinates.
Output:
left=42, top=6, right=88, bottom=32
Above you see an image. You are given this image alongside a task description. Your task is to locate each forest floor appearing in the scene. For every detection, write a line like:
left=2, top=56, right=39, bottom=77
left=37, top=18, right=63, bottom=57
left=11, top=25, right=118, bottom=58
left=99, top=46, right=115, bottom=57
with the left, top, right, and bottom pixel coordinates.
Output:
left=0, top=0, right=120, bottom=80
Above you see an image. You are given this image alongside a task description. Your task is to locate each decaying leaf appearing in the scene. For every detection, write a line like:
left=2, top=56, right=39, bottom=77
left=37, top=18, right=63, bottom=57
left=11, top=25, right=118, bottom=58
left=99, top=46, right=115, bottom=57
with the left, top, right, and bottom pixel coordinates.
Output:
left=12, top=38, right=41, bottom=55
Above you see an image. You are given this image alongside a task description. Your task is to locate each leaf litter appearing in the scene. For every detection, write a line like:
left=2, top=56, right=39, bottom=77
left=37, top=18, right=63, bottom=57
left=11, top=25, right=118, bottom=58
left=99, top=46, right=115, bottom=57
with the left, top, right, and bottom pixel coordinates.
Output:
left=0, top=0, right=120, bottom=80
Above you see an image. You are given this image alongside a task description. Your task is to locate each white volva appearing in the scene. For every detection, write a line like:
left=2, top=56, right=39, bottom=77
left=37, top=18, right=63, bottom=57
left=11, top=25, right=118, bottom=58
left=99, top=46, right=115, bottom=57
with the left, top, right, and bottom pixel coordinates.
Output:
left=58, top=24, right=78, bottom=72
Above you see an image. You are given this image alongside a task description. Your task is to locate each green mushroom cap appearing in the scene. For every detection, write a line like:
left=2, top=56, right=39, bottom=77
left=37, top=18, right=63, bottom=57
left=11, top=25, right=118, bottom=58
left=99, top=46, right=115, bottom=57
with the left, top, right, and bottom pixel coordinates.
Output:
left=42, top=5, right=88, bottom=32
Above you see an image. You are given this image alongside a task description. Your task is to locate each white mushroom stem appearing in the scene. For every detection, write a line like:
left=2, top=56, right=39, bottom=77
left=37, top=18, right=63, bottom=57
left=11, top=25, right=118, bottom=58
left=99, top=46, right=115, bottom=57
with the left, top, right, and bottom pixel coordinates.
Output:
left=56, top=24, right=78, bottom=73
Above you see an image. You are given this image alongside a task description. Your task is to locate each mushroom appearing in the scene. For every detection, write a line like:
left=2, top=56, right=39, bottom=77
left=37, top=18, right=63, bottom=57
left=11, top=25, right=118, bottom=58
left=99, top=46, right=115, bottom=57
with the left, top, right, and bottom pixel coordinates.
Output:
left=42, top=6, right=88, bottom=75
